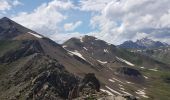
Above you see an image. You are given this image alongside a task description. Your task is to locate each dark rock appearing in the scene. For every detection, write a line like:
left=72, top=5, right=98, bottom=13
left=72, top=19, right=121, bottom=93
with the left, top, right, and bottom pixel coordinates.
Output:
left=79, top=73, right=100, bottom=92
left=27, top=63, right=79, bottom=99
left=116, top=67, right=142, bottom=77
left=0, top=40, right=44, bottom=63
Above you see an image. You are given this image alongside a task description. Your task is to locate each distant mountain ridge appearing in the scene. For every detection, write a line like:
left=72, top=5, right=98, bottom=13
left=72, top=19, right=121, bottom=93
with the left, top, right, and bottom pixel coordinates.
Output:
left=119, top=37, right=169, bottom=49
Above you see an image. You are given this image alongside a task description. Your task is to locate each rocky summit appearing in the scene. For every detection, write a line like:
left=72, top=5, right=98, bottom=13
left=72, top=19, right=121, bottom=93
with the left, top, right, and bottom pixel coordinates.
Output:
left=0, top=17, right=170, bottom=100
left=119, top=37, right=169, bottom=49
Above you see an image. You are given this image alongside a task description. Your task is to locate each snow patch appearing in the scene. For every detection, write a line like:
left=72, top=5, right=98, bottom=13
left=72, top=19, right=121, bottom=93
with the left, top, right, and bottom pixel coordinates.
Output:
left=116, top=56, right=135, bottom=66
left=100, top=89, right=113, bottom=96
left=144, top=76, right=148, bottom=79
left=104, top=49, right=109, bottom=53
left=136, top=89, right=149, bottom=98
left=109, top=79, right=115, bottom=83
left=126, top=81, right=133, bottom=84
left=106, top=42, right=112, bottom=45
left=68, top=50, right=86, bottom=60
left=112, top=78, right=124, bottom=84
left=83, top=47, right=88, bottom=50
left=120, top=90, right=132, bottom=95
left=118, top=84, right=123, bottom=87
left=79, top=36, right=83, bottom=42
left=120, top=87, right=125, bottom=91
left=28, top=32, right=42, bottom=38
left=62, top=45, right=67, bottom=48
left=106, top=86, right=121, bottom=95
left=140, top=67, right=145, bottom=69
left=149, top=68, right=158, bottom=71
left=97, top=60, right=107, bottom=64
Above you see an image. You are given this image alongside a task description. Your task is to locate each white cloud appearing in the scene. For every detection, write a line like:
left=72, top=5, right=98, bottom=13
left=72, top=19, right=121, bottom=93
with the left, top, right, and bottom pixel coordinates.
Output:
left=64, top=21, right=82, bottom=31
left=79, top=0, right=111, bottom=12
left=50, top=32, right=83, bottom=44
left=0, top=1, right=11, bottom=11
left=0, top=0, right=22, bottom=11
left=80, top=0, right=170, bottom=44
left=160, top=11, right=170, bottom=28
left=2, top=0, right=169, bottom=45
left=132, top=32, right=149, bottom=41
left=12, top=0, right=75, bottom=35
left=12, top=0, right=23, bottom=6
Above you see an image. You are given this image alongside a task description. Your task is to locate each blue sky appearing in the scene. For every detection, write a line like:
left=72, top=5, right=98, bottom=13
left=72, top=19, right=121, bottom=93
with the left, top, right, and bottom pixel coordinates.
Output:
left=0, top=0, right=170, bottom=44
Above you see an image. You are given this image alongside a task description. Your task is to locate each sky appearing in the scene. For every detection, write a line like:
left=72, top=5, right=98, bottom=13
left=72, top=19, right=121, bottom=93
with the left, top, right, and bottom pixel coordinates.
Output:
left=0, top=0, right=170, bottom=45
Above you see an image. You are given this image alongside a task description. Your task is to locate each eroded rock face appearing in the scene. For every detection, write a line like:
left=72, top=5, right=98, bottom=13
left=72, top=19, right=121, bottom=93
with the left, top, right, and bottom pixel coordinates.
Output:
left=0, top=40, right=43, bottom=63
left=116, top=67, right=142, bottom=77
left=24, top=59, right=79, bottom=100
left=24, top=59, right=101, bottom=100
left=115, top=67, right=144, bottom=83
left=79, top=73, right=100, bottom=92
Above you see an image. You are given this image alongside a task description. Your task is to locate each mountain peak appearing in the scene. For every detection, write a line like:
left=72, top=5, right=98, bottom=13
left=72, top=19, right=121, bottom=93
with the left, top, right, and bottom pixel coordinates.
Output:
left=0, top=17, right=41, bottom=40
left=0, top=17, right=11, bottom=21
left=0, top=17, right=18, bottom=27
left=137, top=37, right=151, bottom=41
left=119, top=37, right=168, bottom=49
left=136, top=37, right=154, bottom=43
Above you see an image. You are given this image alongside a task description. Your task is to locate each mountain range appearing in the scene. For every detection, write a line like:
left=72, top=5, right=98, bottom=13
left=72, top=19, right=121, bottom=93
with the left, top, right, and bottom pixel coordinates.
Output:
left=119, top=38, right=169, bottom=50
left=0, top=17, right=170, bottom=100
left=119, top=37, right=170, bottom=65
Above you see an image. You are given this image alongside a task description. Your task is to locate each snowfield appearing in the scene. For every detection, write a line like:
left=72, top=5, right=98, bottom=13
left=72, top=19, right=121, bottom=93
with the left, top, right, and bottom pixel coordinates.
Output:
left=28, top=32, right=42, bottom=38
left=100, top=89, right=113, bottom=95
left=62, top=45, right=67, bottom=48
left=108, top=79, right=115, bottom=83
left=112, top=78, right=124, bottom=84
left=144, top=76, right=148, bottom=79
left=126, top=81, right=133, bottom=84
left=80, top=37, right=83, bottom=42
left=149, top=68, right=158, bottom=71
left=83, top=47, right=88, bottom=50
left=140, top=67, right=145, bottom=69
left=116, top=56, right=135, bottom=66
left=97, top=60, right=107, bottom=64
left=120, top=90, right=132, bottom=95
left=136, top=89, right=149, bottom=98
left=68, top=50, right=86, bottom=60
left=106, top=86, right=121, bottom=95
left=104, top=49, right=109, bottom=53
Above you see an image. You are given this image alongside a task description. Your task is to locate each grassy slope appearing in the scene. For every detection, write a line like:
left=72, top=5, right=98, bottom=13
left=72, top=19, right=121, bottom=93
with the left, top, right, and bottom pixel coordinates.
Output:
left=0, top=40, right=21, bottom=57
left=141, top=69, right=170, bottom=100
left=115, top=48, right=170, bottom=99
left=152, top=51, right=170, bottom=65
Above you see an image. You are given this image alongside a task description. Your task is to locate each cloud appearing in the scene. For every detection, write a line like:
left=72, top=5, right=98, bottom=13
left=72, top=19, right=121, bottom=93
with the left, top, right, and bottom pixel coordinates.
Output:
left=0, top=0, right=22, bottom=11
left=80, top=0, right=170, bottom=44
left=5, top=0, right=170, bottom=45
left=0, top=1, right=11, bottom=11
left=64, top=21, right=82, bottom=31
left=50, top=32, right=83, bottom=44
left=79, top=0, right=110, bottom=12
left=12, top=0, right=75, bottom=35
left=12, top=0, right=23, bottom=6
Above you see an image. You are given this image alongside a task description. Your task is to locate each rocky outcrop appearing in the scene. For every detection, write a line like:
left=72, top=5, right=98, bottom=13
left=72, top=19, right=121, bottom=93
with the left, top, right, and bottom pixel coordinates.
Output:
left=116, top=67, right=142, bottom=77
left=0, top=40, right=43, bottom=63
left=19, top=57, right=102, bottom=100
left=79, top=73, right=100, bottom=92
left=28, top=67, right=79, bottom=99
left=115, top=67, right=144, bottom=83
